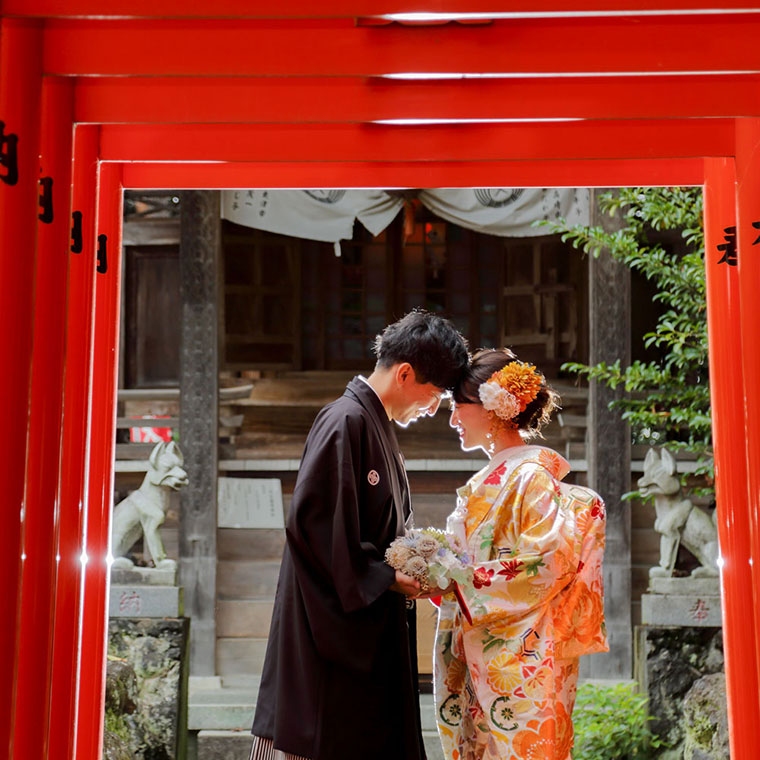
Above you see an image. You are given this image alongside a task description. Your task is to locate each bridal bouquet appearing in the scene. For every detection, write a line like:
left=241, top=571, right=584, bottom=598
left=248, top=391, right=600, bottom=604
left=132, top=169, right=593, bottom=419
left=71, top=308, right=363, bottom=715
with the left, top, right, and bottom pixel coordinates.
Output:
left=385, top=528, right=473, bottom=593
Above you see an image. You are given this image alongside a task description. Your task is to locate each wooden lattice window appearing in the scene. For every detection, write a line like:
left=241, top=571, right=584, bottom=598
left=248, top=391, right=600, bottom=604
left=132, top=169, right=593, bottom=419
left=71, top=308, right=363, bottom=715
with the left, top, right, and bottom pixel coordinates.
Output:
left=222, top=221, right=301, bottom=369
left=123, top=245, right=181, bottom=388
left=499, top=234, right=588, bottom=374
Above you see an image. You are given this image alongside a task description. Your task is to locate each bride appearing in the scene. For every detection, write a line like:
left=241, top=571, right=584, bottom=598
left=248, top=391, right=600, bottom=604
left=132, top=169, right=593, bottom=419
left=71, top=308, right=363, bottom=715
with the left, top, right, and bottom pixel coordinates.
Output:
left=433, top=349, right=608, bottom=760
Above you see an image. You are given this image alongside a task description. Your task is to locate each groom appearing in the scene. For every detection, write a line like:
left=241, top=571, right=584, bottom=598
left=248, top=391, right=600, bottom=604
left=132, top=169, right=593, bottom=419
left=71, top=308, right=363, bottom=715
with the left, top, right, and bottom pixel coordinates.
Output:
left=250, top=310, right=468, bottom=760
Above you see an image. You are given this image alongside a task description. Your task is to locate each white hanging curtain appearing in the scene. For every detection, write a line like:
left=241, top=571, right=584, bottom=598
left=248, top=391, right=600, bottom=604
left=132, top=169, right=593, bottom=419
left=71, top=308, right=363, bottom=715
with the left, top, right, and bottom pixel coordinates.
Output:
left=221, top=189, right=403, bottom=244
left=417, top=188, right=590, bottom=237
left=221, top=188, right=590, bottom=244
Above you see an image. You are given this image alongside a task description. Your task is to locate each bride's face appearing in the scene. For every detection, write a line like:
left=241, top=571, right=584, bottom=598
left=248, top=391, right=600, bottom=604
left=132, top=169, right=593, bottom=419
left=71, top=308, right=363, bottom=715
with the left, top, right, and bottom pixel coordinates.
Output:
left=449, top=400, right=492, bottom=453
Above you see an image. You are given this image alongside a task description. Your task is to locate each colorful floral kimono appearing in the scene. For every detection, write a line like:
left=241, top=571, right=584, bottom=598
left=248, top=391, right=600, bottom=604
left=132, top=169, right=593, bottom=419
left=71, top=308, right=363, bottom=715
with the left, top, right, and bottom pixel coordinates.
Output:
left=434, top=445, right=608, bottom=760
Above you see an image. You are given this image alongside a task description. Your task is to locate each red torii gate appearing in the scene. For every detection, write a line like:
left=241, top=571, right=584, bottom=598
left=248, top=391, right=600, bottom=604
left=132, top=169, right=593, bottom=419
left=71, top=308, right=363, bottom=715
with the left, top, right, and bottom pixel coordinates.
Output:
left=1, top=4, right=760, bottom=759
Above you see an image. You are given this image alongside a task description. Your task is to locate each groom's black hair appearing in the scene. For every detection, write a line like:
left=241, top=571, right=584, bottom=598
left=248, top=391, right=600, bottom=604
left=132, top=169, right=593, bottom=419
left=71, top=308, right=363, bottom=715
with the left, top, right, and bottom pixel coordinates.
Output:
left=373, top=309, right=469, bottom=391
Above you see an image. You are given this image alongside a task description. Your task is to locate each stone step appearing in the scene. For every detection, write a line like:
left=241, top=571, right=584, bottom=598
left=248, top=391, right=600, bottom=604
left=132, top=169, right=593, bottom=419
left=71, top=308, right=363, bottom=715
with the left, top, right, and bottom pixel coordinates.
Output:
left=217, top=600, right=274, bottom=638
left=424, top=732, right=445, bottom=760
left=189, top=676, right=437, bottom=732
left=218, top=528, right=286, bottom=561
left=188, top=677, right=257, bottom=731
left=189, top=702, right=254, bottom=731
left=217, top=559, right=281, bottom=600
left=196, top=730, right=253, bottom=760
left=216, top=637, right=269, bottom=675
left=193, top=730, right=444, bottom=760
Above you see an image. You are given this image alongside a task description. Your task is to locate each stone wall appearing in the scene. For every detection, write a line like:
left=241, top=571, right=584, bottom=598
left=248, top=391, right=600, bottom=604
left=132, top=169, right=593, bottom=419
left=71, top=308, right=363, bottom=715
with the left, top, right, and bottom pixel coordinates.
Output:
left=637, top=626, right=728, bottom=760
left=107, top=618, right=190, bottom=760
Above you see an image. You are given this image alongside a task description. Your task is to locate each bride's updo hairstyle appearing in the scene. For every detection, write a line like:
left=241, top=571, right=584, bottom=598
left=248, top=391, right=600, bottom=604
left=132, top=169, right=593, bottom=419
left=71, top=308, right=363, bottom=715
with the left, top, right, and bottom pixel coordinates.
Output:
left=454, top=348, right=561, bottom=438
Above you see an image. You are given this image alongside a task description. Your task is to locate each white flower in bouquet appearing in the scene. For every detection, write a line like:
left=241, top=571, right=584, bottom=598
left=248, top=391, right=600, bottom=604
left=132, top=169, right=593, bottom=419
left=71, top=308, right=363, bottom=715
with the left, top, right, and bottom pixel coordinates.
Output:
left=403, top=556, right=429, bottom=582
left=385, top=542, right=414, bottom=569
left=385, top=528, right=473, bottom=593
left=416, top=535, right=440, bottom=559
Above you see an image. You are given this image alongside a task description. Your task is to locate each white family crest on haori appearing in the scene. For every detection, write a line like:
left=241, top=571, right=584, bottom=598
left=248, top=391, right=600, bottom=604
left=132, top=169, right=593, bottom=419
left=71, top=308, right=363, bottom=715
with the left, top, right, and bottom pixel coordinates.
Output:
left=367, top=469, right=380, bottom=486
left=111, top=440, right=188, bottom=570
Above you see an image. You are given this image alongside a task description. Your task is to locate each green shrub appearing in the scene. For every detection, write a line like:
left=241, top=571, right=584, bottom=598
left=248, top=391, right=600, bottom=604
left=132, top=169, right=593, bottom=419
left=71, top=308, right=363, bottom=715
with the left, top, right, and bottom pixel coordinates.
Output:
left=573, top=682, right=665, bottom=760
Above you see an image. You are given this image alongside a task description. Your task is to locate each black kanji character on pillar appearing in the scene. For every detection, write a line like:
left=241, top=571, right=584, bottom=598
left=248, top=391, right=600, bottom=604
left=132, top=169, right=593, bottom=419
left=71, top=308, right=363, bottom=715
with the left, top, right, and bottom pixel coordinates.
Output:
left=717, top=226, right=738, bottom=266
left=752, top=220, right=760, bottom=246
left=0, top=121, right=19, bottom=186
left=96, top=234, right=107, bottom=273
left=71, top=211, right=83, bottom=253
left=38, top=176, right=53, bottom=223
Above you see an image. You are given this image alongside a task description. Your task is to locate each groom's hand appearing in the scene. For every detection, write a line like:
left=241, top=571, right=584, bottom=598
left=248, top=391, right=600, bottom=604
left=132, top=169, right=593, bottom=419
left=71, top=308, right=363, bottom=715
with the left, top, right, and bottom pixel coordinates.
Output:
left=390, top=570, right=421, bottom=596
left=414, top=582, right=454, bottom=599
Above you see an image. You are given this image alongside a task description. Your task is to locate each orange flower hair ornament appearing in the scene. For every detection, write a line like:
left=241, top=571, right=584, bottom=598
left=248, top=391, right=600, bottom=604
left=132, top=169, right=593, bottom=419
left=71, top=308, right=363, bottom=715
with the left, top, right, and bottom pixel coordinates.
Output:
left=478, top=361, right=543, bottom=424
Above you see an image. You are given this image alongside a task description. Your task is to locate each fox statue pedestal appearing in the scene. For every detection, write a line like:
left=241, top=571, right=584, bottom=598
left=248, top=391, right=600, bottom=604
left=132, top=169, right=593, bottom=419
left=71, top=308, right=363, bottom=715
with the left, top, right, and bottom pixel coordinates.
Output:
left=637, top=578, right=725, bottom=758
left=109, top=566, right=184, bottom=618
left=108, top=565, right=188, bottom=758
left=642, top=576, right=722, bottom=628
left=108, top=565, right=189, bottom=760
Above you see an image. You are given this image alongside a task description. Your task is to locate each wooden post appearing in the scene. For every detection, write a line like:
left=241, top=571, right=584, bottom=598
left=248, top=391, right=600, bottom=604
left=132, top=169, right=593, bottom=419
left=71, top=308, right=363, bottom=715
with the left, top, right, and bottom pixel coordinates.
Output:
left=179, top=190, right=220, bottom=675
left=0, top=18, right=42, bottom=758
left=583, top=189, right=633, bottom=679
left=703, top=155, right=760, bottom=759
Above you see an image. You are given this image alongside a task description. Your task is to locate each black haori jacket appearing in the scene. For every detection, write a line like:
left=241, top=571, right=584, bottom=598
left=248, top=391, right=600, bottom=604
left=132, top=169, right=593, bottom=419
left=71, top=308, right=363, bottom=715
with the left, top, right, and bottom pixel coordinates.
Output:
left=251, top=377, right=426, bottom=760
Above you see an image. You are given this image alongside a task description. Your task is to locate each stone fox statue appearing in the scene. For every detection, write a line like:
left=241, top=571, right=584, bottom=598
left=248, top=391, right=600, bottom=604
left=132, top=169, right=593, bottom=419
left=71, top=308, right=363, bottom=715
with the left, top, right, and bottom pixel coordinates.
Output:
left=638, top=447, right=719, bottom=578
left=111, top=440, right=188, bottom=570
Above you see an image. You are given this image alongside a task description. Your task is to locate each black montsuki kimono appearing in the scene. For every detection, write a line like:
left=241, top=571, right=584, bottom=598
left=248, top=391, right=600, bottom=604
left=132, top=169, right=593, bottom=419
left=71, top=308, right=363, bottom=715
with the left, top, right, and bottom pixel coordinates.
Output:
left=251, top=377, right=426, bottom=760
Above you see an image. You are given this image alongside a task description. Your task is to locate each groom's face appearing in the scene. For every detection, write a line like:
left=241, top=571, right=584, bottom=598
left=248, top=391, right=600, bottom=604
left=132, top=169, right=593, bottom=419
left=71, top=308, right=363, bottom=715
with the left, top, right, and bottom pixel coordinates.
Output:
left=395, top=375, right=444, bottom=426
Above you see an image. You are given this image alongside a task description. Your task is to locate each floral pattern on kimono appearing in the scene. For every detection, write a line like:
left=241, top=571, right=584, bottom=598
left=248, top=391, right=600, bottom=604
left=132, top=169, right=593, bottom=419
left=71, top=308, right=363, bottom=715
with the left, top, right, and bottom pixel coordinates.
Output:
left=434, top=445, right=608, bottom=760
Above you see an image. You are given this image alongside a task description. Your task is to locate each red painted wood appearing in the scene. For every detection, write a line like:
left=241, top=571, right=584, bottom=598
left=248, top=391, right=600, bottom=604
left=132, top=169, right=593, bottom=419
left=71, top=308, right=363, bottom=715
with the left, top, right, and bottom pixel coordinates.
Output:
left=14, top=75, right=74, bottom=760
left=76, top=163, right=123, bottom=760
left=99, top=120, right=734, bottom=163
left=73, top=74, right=760, bottom=124
left=42, top=16, right=760, bottom=76
left=0, top=19, right=42, bottom=760
left=703, top=156, right=760, bottom=759
left=6, top=0, right=760, bottom=18
left=119, top=158, right=705, bottom=189
left=2, top=6, right=760, bottom=760
left=48, top=125, right=100, bottom=760
left=735, top=119, right=760, bottom=706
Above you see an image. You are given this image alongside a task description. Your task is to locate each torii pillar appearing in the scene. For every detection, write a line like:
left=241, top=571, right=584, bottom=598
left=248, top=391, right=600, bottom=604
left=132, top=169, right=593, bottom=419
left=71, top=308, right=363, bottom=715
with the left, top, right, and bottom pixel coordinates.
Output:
left=703, top=126, right=760, bottom=756
left=734, top=119, right=760, bottom=711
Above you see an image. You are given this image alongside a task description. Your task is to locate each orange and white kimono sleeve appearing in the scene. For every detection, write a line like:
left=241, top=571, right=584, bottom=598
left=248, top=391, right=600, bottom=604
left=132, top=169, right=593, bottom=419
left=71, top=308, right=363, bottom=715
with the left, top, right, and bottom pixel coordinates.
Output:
left=433, top=446, right=607, bottom=760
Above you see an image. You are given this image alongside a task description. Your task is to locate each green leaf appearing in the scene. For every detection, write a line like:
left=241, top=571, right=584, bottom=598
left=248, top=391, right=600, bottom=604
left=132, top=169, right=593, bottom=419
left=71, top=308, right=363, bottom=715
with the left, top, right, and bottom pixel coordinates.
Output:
left=524, top=558, right=545, bottom=577
left=552, top=188, right=713, bottom=503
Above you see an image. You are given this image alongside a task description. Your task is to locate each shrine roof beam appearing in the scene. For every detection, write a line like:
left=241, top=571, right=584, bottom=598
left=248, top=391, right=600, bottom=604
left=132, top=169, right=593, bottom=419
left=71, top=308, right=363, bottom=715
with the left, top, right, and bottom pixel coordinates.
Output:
left=99, top=120, right=734, bottom=163
left=41, top=16, right=760, bottom=77
left=118, top=158, right=705, bottom=189
left=5, top=1, right=760, bottom=19
left=73, top=74, right=760, bottom=123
